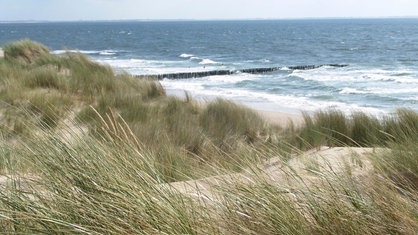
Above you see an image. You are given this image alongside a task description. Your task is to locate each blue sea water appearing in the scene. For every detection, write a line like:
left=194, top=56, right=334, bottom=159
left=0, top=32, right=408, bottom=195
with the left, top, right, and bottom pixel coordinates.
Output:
left=1, top=19, right=418, bottom=114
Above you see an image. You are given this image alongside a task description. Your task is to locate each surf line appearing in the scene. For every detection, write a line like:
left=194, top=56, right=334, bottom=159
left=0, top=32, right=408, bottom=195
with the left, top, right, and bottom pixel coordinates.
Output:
left=135, top=64, right=348, bottom=80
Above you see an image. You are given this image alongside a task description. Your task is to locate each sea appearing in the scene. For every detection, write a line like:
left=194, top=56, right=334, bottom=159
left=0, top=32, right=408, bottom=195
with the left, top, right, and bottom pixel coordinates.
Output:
left=1, top=19, right=418, bottom=115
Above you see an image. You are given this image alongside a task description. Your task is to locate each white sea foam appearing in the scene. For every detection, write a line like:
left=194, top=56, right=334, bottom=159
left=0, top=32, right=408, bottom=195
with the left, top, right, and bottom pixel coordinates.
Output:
left=99, top=50, right=117, bottom=56
left=366, top=87, right=418, bottom=95
left=207, top=73, right=260, bottom=84
left=97, top=58, right=217, bottom=75
left=52, top=50, right=70, bottom=54
left=179, top=53, right=194, bottom=58
left=52, top=49, right=118, bottom=56
left=291, top=67, right=418, bottom=84
left=52, top=50, right=98, bottom=55
left=340, top=88, right=368, bottom=94
left=199, top=59, right=218, bottom=65
left=180, top=54, right=220, bottom=66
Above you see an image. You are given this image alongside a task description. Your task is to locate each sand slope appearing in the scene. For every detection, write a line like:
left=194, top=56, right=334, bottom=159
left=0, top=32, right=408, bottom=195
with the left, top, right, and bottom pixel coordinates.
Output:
left=166, top=147, right=383, bottom=200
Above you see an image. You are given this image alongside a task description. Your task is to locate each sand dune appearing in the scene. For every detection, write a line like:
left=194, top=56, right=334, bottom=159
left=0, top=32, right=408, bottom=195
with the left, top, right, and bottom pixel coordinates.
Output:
left=166, top=147, right=384, bottom=200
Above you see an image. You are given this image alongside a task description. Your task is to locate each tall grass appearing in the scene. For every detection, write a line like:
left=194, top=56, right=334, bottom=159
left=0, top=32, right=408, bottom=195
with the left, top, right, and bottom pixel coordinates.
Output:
left=0, top=40, right=417, bottom=234
left=295, top=108, right=418, bottom=149
left=0, top=113, right=416, bottom=234
left=3, top=39, right=50, bottom=65
left=200, top=99, right=266, bottom=148
left=1, top=40, right=272, bottom=181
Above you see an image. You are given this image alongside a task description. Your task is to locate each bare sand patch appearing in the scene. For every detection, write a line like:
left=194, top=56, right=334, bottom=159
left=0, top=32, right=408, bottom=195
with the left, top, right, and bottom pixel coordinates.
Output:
left=256, top=109, right=304, bottom=127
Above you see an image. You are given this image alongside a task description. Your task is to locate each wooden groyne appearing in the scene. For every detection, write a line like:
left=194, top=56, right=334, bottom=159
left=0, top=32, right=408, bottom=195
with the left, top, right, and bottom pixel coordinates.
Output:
left=135, top=64, right=348, bottom=80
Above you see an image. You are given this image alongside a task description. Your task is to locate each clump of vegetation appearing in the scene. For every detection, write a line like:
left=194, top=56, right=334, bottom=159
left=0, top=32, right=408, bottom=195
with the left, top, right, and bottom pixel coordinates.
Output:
left=200, top=99, right=266, bottom=148
left=0, top=39, right=271, bottom=179
left=3, top=39, right=50, bottom=65
left=0, top=40, right=417, bottom=234
left=294, top=108, right=418, bottom=149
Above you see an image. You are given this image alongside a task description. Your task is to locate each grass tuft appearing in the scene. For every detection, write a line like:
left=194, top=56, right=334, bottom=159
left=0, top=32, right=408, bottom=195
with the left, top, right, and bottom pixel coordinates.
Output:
left=3, top=39, right=50, bottom=65
left=200, top=99, right=266, bottom=148
left=295, top=108, right=418, bottom=149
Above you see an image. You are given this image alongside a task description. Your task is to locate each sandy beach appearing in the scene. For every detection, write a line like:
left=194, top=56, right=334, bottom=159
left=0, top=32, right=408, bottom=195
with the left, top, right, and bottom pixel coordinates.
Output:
left=256, top=109, right=304, bottom=127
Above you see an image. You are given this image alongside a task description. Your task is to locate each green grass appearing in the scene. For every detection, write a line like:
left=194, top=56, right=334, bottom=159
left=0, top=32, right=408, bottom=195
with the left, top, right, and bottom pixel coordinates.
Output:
left=294, top=108, right=418, bottom=149
left=0, top=40, right=417, bottom=234
left=0, top=40, right=273, bottom=179
left=3, top=39, right=50, bottom=65
left=0, top=116, right=416, bottom=234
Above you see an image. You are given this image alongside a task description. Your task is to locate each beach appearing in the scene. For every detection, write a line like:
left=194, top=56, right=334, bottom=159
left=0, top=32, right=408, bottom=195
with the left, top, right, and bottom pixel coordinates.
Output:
left=256, top=109, right=304, bottom=127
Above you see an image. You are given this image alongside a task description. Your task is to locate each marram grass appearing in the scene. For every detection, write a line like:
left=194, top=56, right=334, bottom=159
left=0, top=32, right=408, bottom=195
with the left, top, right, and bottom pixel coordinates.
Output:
left=0, top=40, right=417, bottom=234
left=0, top=112, right=416, bottom=234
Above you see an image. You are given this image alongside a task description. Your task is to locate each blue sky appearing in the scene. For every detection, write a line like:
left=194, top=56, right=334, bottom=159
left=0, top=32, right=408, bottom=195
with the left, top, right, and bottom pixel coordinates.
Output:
left=2, top=0, right=418, bottom=21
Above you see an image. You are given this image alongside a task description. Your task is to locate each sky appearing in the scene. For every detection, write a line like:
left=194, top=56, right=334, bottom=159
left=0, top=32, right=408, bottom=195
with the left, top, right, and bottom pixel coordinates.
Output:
left=1, top=0, right=418, bottom=21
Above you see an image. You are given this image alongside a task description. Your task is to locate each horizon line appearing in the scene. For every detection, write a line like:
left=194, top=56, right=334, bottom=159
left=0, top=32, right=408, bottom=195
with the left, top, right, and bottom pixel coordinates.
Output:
left=1, top=16, right=418, bottom=24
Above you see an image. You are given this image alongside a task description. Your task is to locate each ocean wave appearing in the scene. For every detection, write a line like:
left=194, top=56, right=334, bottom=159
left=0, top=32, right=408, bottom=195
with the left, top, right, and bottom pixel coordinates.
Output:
left=206, top=73, right=261, bottom=84
left=244, top=59, right=271, bottom=63
left=52, top=49, right=118, bottom=56
left=291, top=67, right=418, bottom=84
left=179, top=53, right=194, bottom=58
left=366, top=87, right=418, bottom=95
left=99, top=50, right=117, bottom=55
left=340, top=88, right=369, bottom=94
left=199, top=59, right=218, bottom=65
left=97, top=58, right=214, bottom=75
left=181, top=54, right=220, bottom=66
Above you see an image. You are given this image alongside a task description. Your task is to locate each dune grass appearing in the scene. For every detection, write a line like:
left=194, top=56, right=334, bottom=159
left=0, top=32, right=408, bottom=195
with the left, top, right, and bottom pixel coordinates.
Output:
left=0, top=39, right=272, bottom=179
left=0, top=40, right=417, bottom=234
left=3, top=39, right=50, bottom=65
left=0, top=111, right=416, bottom=234
left=295, top=108, right=418, bottom=149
